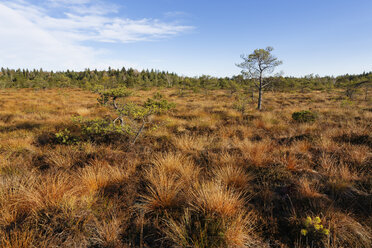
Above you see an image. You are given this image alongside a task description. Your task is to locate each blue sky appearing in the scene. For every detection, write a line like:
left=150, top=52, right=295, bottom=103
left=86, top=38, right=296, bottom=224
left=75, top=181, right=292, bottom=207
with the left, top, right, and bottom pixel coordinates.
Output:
left=0, top=0, right=371, bottom=77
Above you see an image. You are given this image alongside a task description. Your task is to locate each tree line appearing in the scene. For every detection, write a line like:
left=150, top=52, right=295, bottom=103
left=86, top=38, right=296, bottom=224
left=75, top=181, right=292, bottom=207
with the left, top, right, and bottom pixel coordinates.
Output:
left=0, top=65, right=371, bottom=93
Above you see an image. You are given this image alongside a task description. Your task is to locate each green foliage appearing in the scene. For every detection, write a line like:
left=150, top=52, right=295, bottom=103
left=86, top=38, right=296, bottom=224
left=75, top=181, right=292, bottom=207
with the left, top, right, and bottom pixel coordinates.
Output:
left=116, top=97, right=175, bottom=120
left=153, top=92, right=164, bottom=100
left=97, top=94, right=110, bottom=106
left=55, top=129, right=78, bottom=145
left=237, top=46, right=282, bottom=110
left=89, top=93, right=175, bottom=145
left=292, top=110, right=317, bottom=123
left=237, top=47, right=282, bottom=80
left=96, top=87, right=132, bottom=106
left=117, top=102, right=151, bottom=120
left=191, top=86, right=201, bottom=93
left=340, top=98, right=354, bottom=107
left=227, top=80, right=240, bottom=95
left=118, top=97, right=175, bottom=144
left=73, top=117, right=130, bottom=143
left=300, top=216, right=329, bottom=247
left=1, top=67, right=371, bottom=93
left=233, top=93, right=250, bottom=115
left=104, top=87, right=132, bottom=98
left=144, top=98, right=176, bottom=114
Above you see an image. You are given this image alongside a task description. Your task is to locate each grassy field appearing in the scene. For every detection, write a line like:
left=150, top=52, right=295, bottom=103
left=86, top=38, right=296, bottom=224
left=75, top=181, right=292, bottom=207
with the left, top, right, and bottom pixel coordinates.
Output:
left=0, top=88, right=371, bottom=248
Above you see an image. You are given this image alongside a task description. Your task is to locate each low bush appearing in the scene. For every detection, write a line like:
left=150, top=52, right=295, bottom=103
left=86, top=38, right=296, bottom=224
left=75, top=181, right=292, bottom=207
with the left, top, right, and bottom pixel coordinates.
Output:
left=233, top=93, right=250, bottom=115
left=74, top=117, right=130, bottom=143
left=292, top=110, right=317, bottom=123
left=55, top=128, right=78, bottom=145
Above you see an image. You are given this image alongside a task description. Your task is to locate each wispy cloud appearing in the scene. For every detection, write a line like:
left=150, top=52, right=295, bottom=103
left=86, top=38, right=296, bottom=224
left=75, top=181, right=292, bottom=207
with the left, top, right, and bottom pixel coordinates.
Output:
left=3, top=0, right=193, bottom=43
left=47, top=0, right=118, bottom=14
left=0, top=0, right=193, bottom=70
left=164, top=11, right=190, bottom=18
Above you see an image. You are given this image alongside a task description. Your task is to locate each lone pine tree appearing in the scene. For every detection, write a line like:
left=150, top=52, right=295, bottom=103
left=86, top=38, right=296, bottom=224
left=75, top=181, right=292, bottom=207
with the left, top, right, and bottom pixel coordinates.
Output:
left=237, top=46, right=282, bottom=110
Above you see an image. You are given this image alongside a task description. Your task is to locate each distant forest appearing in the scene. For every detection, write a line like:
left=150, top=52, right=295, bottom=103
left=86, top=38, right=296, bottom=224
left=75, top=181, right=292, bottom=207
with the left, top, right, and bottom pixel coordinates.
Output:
left=0, top=67, right=371, bottom=93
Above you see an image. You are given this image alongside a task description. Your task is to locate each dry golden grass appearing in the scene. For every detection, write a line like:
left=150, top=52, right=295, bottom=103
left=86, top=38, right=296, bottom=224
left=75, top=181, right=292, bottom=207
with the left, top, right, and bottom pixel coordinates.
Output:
left=326, top=211, right=372, bottom=248
left=172, top=134, right=210, bottom=152
left=140, top=153, right=199, bottom=213
left=191, top=181, right=244, bottom=218
left=79, top=159, right=132, bottom=194
left=151, top=153, right=199, bottom=183
left=235, top=138, right=274, bottom=167
left=164, top=208, right=262, bottom=248
left=14, top=172, right=87, bottom=222
left=212, top=164, right=253, bottom=191
left=92, top=215, right=124, bottom=248
left=298, top=178, right=323, bottom=198
left=0, top=88, right=371, bottom=247
left=0, top=229, right=36, bottom=248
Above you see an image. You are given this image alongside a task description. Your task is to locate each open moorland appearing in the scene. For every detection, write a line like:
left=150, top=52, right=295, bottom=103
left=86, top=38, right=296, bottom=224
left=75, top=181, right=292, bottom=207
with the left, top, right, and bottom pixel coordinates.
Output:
left=0, top=88, right=371, bottom=248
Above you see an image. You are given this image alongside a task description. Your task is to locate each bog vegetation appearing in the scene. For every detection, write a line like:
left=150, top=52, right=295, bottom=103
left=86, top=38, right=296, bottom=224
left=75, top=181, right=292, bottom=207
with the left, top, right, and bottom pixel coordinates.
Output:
left=0, top=64, right=371, bottom=247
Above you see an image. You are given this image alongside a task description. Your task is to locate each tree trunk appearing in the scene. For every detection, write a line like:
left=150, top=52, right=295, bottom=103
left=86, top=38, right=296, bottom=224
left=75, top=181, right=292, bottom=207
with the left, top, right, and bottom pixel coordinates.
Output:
left=132, top=121, right=146, bottom=145
left=258, top=87, right=262, bottom=110
left=113, top=97, right=118, bottom=110
left=257, top=74, right=263, bottom=110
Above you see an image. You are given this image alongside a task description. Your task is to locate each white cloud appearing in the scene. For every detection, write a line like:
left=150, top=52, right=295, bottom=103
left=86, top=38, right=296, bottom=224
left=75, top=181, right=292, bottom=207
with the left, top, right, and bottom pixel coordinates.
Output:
left=0, top=0, right=193, bottom=70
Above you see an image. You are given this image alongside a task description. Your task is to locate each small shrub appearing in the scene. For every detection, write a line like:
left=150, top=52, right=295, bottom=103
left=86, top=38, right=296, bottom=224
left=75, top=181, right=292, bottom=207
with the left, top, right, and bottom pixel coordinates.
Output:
left=96, top=87, right=132, bottom=106
left=55, top=129, right=78, bottom=145
left=292, top=110, right=317, bottom=123
left=233, top=94, right=249, bottom=115
left=144, top=98, right=176, bottom=113
left=95, top=90, right=175, bottom=144
left=153, top=92, right=164, bottom=100
left=73, top=117, right=130, bottom=143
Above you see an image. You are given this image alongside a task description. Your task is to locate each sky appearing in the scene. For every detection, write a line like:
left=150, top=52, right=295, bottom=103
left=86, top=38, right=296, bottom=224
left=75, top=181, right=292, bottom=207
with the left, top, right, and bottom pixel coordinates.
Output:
left=0, top=0, right=372, bottom=77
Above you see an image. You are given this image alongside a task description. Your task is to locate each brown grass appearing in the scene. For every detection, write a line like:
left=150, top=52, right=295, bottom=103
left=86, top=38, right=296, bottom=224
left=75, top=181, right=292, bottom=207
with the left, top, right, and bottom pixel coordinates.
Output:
left=191, top=181, right=244, bottom=218
left=0, top=88, right=371, bottom=247
left=212, top=164, right=253, bottom=191
left=140, top=153, right=199, bottom=214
